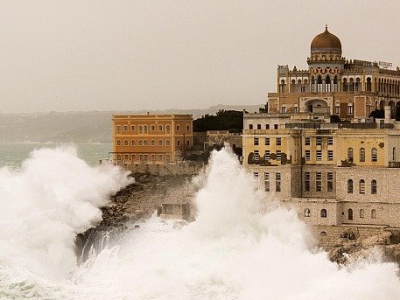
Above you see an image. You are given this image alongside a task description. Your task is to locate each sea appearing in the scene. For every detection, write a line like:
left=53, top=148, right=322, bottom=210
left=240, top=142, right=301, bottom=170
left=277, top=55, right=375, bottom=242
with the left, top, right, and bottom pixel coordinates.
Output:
left=0, top=144, right=399, bottom=299
left=0, top=142, right=112, bottom=168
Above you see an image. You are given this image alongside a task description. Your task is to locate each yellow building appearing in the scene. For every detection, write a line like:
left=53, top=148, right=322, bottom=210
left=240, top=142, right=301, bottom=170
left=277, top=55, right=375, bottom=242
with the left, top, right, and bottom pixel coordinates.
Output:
left=112, top=114, right=193, bottom=165
left=243, top=27, right=400, bottom=246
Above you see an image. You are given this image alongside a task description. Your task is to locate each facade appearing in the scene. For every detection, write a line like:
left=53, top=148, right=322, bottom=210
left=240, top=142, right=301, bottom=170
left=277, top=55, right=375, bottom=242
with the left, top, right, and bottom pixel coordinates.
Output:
left=112, top=114, right=193, bottom=165
left=243, top=27, right=400, bottom=245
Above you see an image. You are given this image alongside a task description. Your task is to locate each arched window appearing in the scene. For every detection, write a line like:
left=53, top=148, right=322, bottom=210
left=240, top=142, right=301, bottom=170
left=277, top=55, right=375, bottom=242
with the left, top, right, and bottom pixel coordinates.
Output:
left=304, top=208, right=311, bottom=217
left=166, top=125, right=171, bottom=133
left=249, top=124, right=253, bottom=129
left=187, top=139, right=190, bottom=146
left=265, top=124, right=270, bottom=129
left=123, top=125, right=128, bottom=131
left=317, top=76, right=323, bottom=92
left=139, top=125, right=143, bottom=134
left=176, top=125, right=180, bottom=131
left=371, top=148, right=377, bottom=162
left=151, top=139, right=155, bottom=146
left=139, top=140, right=143, bottom=146
left=117, top=154, right=121, bottom=160
left=371, top=209, right=377, bottom=219
left=143, top=140, right=148, bottom=146
left=359, top=148, right=365, bottom=162
left=166, top=140, right=171, bottom=146
left=131, top=125, right=135, bottom=131
left=124, top=140, right=129, bottom=146
left=186, top=125, right=190, bottom=131
left=393, top=147, right=396, bottom=161
left=359, top=180, right=365, bottom=194
left=158, top=125, right=163, bottom=131
left=320, top=209, right=327, bottom=218
left=371, top=180, right=377, bottom=194
left=116, top=125, right=121, bottom=134
left=166, top=154, right=171, bottom=163
left=143, top=125, right=148, bottom=134
left=347, top=179, right=353, bottom=193
left=360, top=209, right=365, bottom=218
left=151, top=125, right=155, bottom=131
left=177, top=140, right=180, bottom=146
left=257, top=124, right=261, bottom=129
left=366, top=77, right=372, bottom=92
left=348, top=208, right=353, bottom=220
left=158, top=140, right=163, bottom=146
left=131, top=140, right=135, bottom=146
left=116, top=139, right=121, bottom=146
left=347, top=148, right=353, bottom=162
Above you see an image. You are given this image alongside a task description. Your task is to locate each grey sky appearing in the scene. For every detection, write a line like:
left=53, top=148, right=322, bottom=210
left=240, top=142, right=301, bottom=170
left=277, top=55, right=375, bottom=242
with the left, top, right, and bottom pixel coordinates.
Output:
left=0, top=0, right=399, bottom=113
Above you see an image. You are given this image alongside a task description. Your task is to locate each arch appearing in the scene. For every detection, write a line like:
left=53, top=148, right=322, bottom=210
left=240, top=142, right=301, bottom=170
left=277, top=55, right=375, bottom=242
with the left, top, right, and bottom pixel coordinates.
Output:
left=347, top=179, right=353, bottom=193
left=320, top=209, right=327, bottom=218
left=317, top=76, right=323, bottom=92
left=249, top=124, right=253, bottom=129
left=393, top=147, right=396, bottom=161
left=158, top=140, right=163, bottom=146
left=366, top=77, right=372, bottom=92
left=166, top=125, right=171, bottom=133
left=116, top=139, right=121, bottom=146
left=304, top=208, right=311, bottom=217
left=333, top=76, right=338, bottom=91
left=166, top=140, right=171, bottom=146
left=124, top=140, right=129, bottom=146
left=304, top=98, right=328, bottom=113
left=343, top=78, right=348, bottom=92
left=176, top=124, right=180, bottom=131
left=360, top=209, right=365, bottom=218
left=320, top=231, right=327, bottom=237
left=355, top=77, right=361, bottom=91
left=131, top=139, right=135, bottom=146
left=371, top=209, right=377, bottom=219
left=158, top=124, right=163, bottom=131
left=325, top=75, right=331, bottom=92
left=371, top=148, right=378, bottom=162
left=359, top=148, right=365, bottom=162
left=151, top=139, right=155, bottom=146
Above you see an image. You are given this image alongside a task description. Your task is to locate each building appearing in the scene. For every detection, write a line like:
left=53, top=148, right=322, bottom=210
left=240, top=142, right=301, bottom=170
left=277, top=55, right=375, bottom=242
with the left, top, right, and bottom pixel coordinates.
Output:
left=268, top=26, right=400, bottom=121
left=243, top=27, right=400, bottom=246
left=112, top=114, right=193, bottom=165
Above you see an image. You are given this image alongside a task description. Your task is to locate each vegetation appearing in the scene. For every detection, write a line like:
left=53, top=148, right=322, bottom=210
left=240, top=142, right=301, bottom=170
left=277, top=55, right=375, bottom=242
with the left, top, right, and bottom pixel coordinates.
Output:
left=193, top=110, right=243, bottom=132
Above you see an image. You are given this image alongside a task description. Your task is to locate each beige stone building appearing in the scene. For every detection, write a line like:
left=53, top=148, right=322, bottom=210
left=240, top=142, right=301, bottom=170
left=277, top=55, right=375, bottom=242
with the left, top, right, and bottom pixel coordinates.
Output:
left=112, top=114, right=193, bottom=165
left=243, top=27, right=400, bottom=246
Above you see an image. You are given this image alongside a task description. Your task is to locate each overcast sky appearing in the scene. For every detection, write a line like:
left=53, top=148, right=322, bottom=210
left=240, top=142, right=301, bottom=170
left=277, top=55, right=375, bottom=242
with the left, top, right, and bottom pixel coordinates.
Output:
left=0, top=0, right=399, bottom=113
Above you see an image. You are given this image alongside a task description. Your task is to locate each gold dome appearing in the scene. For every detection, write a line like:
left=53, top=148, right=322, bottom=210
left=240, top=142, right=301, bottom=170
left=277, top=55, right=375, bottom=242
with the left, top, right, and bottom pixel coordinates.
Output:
left=311, top=26, right=341, bottom=53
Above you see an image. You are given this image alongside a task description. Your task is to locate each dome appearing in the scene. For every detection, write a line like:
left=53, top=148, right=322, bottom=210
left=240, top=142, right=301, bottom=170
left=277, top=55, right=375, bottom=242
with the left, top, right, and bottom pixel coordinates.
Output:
left=311, top=26, right=341, bottom=53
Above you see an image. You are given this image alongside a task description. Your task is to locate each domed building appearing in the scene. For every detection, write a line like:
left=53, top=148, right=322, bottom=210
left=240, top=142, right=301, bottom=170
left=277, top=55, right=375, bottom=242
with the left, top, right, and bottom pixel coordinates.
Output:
left=268, top=26, right=400, bottom=120
left=242, top=27, right=400, bottom=248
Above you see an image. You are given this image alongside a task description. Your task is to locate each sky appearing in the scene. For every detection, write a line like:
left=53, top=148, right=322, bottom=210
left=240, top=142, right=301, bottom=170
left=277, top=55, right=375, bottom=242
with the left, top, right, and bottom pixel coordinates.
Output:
left=0, top=0, right=400, bottom=114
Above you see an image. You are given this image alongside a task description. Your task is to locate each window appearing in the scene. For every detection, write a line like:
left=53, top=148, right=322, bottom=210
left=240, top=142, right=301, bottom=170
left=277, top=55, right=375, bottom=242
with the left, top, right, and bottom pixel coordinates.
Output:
left=254, top=150, right=260, bottom=162
left=360, top=148, right=365, bottom=162
left=320, top=209, right=327, bottom=218
left=327, top=172, right=333, bottom=192
left=131, top=140, right=135, bottom=146
left=117, top=154, right=121, bottom=160
left=274, top=124, right=278, bottom=129
left=305, top=137, right=310, bottom=145
left=257, top=124, right=261, bottom=129
left=176, top=125, right=180, bottom=131
left=139, top=125, right=143, bottom=134
left=254, top=138, right=259, bottom=145
left=371, top=180, right=377, bottom=194
left=124, top=140, right=129, bottom=146
left=347, top=179, right=353, bottom=193
left=264, top=172, right=270, bottom=192
left=186, top=125, right=190, bottom=131
left=151, top=139, right=155, bottom=146
left=371, top=209, right=377, bottom=219
left=166, top=140, right=171, bottom=146
left=328, top=150, right=333, bottom=161
left=276, top=138, right=281, bottom=146
left=151, top=125, right=155, bottom=131
left=124, top=154, right=129, bottom=160
left=335, top=106, right=340, bottom=115
left=276, top=150, right=281, bottom=161
left=158, top=154, right=163, bottom=161
left=348, top=209, right=353, bottom=220
left=393, top=147, right=396, bottom=161
left=116, top=139, right=121, bottom=146
left=139, top=140, right=143, bottom=146
left=253, top=172, right=259, bottom=189
left=275, top=173, right=281, bottom=192
left=143, top=140, right=148, bottom=146
left=265, top=138, right=270, bottom=146
left=359, top=180, right=365, bottom=194
left=131, top=154, right=136, bottom=160
left=123, top=125, right=128, bottom=131
left=131, top=125, right=135, bottom=131
left=151, top=154, right=156, bottom=161
left=143, top=125, right=148, bottom=134
left=187, top=140, right=190, bottom=146
left=158, top=140, right=163, bottom=146
left=304, top=172, right=310, bottom=191
left=249, top=124, right=253, bottom=129
left=281, top=107, right=286, bottom=113
left=305, top=150, right=310, bottom=161
left=371, top=148, right=377, bottom=162
left=304, top=208, right=311, bottom=217
left=166, top=154, right=171, bottom=162
left=158, top=125, right=163, bottom=131
left=166, top=125, right=171, bottom=133
left=265, top=124, right=270, bottom=129
left=177, top=140, right=180, bottom=146
left=328, top=137, right=333, bottom=145
left=116, top=126, right=121, bottom=134
left=348, top=104, right=353, bottom=114
left=316, top=137, right=322, bottom=146
left=360, top=209, right=365, bottom=218
left=265, top=150, right=270, bottom=161
left=347, top=148, right=353, bottom=162
left=316, top=150, right=322, bottom=161
left=316, top=172, right=322, bottom=192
